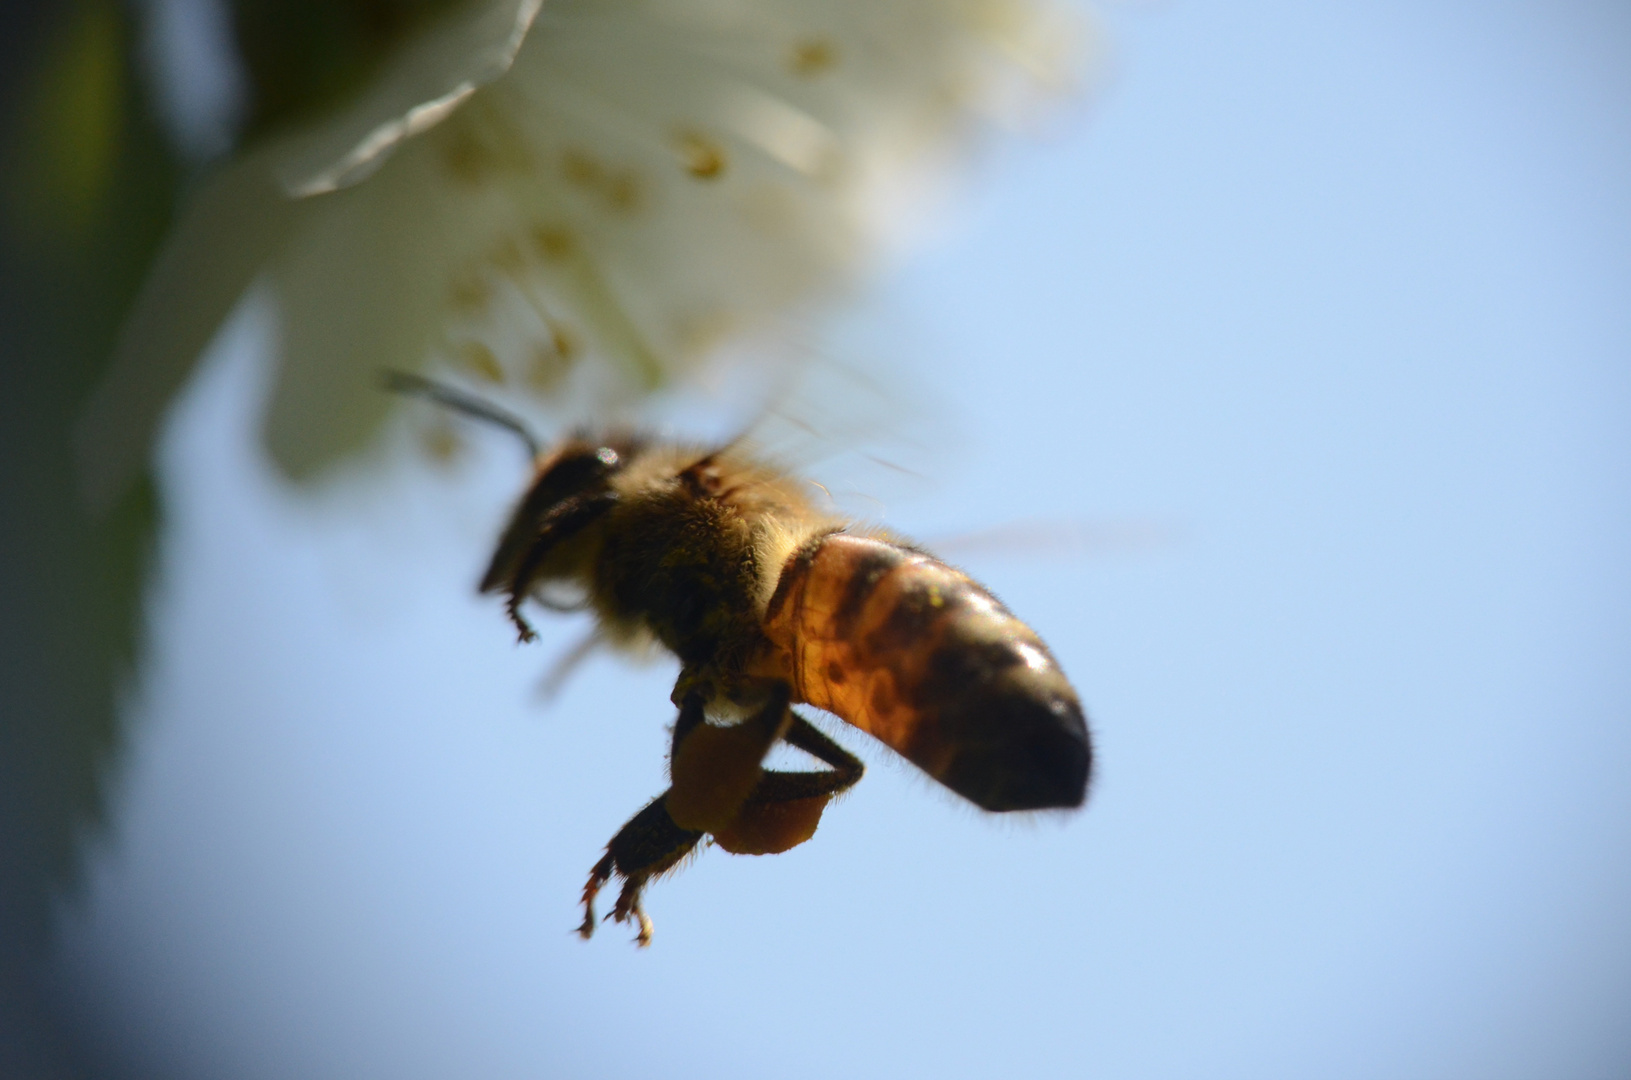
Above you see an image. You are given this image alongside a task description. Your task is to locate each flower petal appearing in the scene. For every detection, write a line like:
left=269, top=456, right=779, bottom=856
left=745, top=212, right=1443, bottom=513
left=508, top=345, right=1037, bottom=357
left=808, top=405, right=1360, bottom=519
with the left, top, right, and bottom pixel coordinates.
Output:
left=271, top=0, right=543, bottom=197
left=74, top=148, right=304, bottom=514
left=82, top=0, right=1091, bottom=498
left=262, top=0, right=1090, bottom=479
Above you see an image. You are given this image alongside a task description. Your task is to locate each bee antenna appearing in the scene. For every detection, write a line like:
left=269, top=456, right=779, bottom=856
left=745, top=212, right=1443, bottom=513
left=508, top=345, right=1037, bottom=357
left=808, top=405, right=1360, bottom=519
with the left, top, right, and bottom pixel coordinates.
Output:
left=381, top=370, right=543, bottom=460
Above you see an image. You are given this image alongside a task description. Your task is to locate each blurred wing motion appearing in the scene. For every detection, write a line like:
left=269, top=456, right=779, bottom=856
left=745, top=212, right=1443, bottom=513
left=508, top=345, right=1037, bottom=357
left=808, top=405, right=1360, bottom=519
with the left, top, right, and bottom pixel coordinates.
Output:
left=76, top=0, right=1089, bottom=509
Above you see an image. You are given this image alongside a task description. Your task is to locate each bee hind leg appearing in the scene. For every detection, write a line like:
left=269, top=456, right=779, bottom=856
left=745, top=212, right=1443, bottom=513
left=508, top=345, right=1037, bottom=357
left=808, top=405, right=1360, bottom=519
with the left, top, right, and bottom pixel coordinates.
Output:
left=745, top=711, right=865, bottom=807
left=576, top=851, right=615, bottom=940
left=776, top=710, right=865, bottom=794
left=710, top=711, right=865, bottom=856
left=577, top=793, right=704, bottom=947
left=610, top=880, right=654, bottom=948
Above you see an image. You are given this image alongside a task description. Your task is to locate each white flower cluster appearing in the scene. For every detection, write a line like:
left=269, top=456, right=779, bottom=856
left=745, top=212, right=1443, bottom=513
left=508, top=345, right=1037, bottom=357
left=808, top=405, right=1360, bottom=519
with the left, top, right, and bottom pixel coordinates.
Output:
left=80, top=0, right=1087, bottom=507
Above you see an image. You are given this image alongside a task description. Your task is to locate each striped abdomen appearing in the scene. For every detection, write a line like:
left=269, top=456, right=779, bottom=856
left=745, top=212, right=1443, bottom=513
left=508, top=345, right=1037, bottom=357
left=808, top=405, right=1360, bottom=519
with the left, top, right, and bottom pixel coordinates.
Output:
left=761, top=534, right=1091, bottom=811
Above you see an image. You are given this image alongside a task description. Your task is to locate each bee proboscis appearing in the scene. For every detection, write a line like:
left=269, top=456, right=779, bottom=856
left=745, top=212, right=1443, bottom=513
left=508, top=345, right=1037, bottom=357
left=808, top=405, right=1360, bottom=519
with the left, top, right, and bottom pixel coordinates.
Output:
left=393, top=373, right=1093, bottom=945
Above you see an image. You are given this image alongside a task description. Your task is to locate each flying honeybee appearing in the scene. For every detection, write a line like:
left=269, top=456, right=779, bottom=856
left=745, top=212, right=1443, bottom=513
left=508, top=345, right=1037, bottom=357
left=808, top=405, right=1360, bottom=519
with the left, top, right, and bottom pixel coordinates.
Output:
left=391, top=373, right=1092, bottom=946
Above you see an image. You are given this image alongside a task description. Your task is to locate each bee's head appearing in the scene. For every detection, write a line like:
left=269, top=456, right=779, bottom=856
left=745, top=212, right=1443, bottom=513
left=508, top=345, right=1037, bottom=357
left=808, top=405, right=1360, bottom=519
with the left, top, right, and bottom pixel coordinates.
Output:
left=478, top=435, right=640, bottom=594
left=376, top=372, right=636, bottom=601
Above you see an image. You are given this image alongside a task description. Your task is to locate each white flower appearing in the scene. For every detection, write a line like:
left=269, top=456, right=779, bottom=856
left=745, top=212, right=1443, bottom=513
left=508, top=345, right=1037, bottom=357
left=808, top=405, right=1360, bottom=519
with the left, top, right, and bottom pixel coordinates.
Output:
left=78, top=0, right=1088, bottom=509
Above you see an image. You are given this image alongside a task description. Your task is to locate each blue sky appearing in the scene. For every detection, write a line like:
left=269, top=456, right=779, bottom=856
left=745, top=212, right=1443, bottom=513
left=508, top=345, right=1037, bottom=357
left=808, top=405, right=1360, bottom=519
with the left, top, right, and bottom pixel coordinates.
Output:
left=53, top=3, right=1631, bottom=1078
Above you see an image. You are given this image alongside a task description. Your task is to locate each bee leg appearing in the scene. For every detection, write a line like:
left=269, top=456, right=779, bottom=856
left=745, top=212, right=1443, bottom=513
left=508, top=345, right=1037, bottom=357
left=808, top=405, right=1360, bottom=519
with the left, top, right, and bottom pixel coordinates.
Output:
left=670, top=688, right=708, bottom=752
left=499, top=492, right=619, bottom=643
left=576, top=851, right=615, bottom=939
left=776, top=710, right=866, bottom=794
left=711, top=711, right=865, bottom=856
left=610, top=881, right=654, bottom=948
left=665, top=684, right=795, bottom=833
left=577, top=694, right=713, bottom=945
left=537, top=627, right=603, bottom=701
left=578, top=793, right=704, bottom=947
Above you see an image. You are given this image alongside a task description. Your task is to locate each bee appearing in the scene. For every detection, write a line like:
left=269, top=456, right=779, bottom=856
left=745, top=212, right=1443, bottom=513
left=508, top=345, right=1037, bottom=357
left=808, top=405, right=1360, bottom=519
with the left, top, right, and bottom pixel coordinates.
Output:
left=390, top=373, right=1093, bottom=946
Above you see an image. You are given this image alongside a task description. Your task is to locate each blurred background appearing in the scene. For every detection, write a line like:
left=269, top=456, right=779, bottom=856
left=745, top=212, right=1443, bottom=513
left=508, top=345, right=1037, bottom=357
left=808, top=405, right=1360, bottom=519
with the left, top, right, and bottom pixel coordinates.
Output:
left=3, top=1, right=1629, bottom=1078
